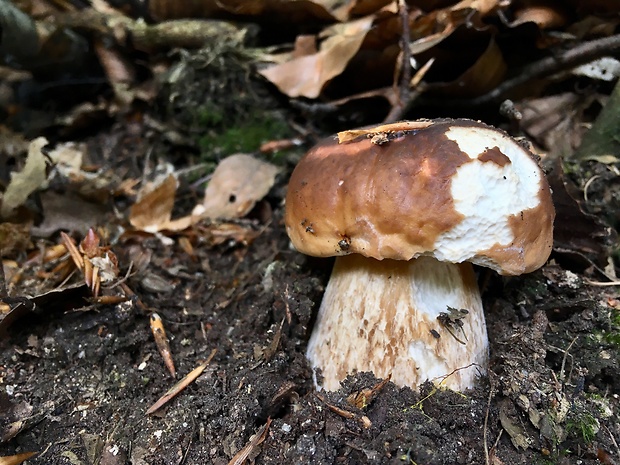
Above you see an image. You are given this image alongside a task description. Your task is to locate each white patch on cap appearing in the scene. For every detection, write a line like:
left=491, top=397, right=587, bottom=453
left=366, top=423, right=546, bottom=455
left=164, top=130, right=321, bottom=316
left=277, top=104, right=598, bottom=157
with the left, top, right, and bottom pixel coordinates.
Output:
left=445, top=125, right=515, bottom=160
left=434, top=126, right=541, bottom=268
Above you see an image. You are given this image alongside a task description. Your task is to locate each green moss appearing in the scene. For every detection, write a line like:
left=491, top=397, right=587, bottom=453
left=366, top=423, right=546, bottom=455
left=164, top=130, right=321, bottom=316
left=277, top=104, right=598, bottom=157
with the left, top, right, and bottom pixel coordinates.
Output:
left=565, top=410, right=599, bottom=445
left=198, top=112, right=291, bottom=158
left=197, top=102, right=225, bottom=127
left=603, top=307, right=620, bottom=347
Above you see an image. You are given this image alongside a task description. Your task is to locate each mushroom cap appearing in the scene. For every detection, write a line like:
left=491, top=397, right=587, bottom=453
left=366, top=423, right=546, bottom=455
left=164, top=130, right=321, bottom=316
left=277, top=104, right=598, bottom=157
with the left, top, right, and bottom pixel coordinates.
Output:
left=285, top=119, right=555, bottom=276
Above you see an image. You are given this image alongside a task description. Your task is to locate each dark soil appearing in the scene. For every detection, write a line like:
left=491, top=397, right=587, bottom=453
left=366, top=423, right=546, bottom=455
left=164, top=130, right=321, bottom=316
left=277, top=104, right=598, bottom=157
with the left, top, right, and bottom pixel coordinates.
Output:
left=2, top=169, right=620, bottom=464
left=1, top=46, right=619, bottom=465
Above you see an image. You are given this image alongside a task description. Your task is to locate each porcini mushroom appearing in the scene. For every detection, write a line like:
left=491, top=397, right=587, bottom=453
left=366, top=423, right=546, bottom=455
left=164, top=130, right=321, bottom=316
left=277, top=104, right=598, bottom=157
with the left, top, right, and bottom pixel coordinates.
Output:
left=285, top=119, right=554, bottom=391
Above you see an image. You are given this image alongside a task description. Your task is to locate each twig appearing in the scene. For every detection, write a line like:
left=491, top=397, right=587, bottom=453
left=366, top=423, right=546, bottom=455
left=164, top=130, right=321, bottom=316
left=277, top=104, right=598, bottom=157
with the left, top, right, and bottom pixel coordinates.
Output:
left=431, top=362, right=479, bottom=387
left=425, top=33, right=620, bottom=107
left=584, top=278, right=620, bottom=286
left=146, top=349, right=216, bottom=415
left=483, top=386, right=494, bottom=465
left=0, top=251, right=8, bottom=299
left=559, top=336, right=578, bottom=384
left=583, top=175, right=600, bottom=202
left=383, top=0, right=411, bottom=123
left=603, top=424, right=620, bottom=458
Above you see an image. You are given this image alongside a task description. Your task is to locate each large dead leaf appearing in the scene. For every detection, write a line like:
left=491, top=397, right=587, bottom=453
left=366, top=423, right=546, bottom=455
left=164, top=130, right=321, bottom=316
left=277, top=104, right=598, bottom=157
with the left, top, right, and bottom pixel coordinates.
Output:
left=0, top=138, right=49, bottom=218
left=427, top=35, right=506, bottom=97
left=196, top=154, right=279, bottom=220
left=516, top=93, right=596, bottom=158
left=32, top=191, right=109, bottom=238
left=259, top=16, right=374, bottom=98
left=147, top=0, right=353, bottom=22
left=0, top=452, right=37, bottom=465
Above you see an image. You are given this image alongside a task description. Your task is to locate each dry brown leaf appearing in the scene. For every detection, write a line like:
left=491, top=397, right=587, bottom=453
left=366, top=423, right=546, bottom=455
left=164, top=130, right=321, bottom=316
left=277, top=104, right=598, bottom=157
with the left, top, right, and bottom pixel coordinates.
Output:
left=499, top=402, right=531, bottom=450
left=512, top=4, right=568, bottom=29
left=47, top=142, right=84, bottom=178
left=201, top=222, right=262, bottom=247
left=449, top=0, right=501, bottom=16
left=196, top=154, right=279, bottom=220
left=409, top=19, right=458, bottom=55
left=345, top=0, right=394, bottom=18
left=94, top=39, right=136, bottom=105
left=0, top=137, right=49, bottom=218
left=337, top=120, right=434, bottom=143
left=516, top=93, right=594, bottom=158
left=129, top=175, right=179, bottom=232
left=259, top=17, right=374, bottom=98
left=291, top=35, right=318, bottom=59
left=32, top=191, right=109, bottom=238
left=430, top=36, right=506, bottom=96
left=0, top=222, right=31, bottom=256
left=0, top=452, right=37, bottom=465
left=228, top=418, right=272, bottom=465
left=148, top=0, right=339, bottom=22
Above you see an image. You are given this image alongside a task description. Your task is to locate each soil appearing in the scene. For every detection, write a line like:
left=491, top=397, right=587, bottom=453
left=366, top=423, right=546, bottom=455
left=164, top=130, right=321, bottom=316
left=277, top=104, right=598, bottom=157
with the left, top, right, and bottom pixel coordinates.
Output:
left=1, top=48, right=620, bottom=465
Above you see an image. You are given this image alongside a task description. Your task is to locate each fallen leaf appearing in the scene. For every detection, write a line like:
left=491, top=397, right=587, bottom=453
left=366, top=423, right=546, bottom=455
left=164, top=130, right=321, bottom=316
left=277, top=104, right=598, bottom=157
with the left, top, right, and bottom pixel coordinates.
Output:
left=228, top=418, right=272, bottom=465
left=1, top=137, right=49, bottom=218
left=31, top=191, right=109, bottom=238
left=148, top=0, right=340, bottom=22
left=259, top=17, right=374, bottom=98
left=337, top=120, right=433, bottom=143
left=196, top=154, right=279, bottom=220
left=0, top=452, right=37, bottom=465
left=47, top=142, right=84, bottom=179
left=450, top=0, right=501, bottom=16
left=428, top=36, right=506, bottom=97
left=511, top=4, right=568, bottom=29
left=0, top=222, right=31, bottom=256
left=499, top=402, right=531, bottom=450
left=0, top=283, right=90, bottom=336
left=129, top=175, right=178, bottom=232
left=199, top=222, right=262, bottom=248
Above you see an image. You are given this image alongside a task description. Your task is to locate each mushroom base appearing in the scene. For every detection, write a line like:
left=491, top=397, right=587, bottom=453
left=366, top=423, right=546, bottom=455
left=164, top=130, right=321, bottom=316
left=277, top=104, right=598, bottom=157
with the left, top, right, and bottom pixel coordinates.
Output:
left=306, top=255, right=489, bottom=391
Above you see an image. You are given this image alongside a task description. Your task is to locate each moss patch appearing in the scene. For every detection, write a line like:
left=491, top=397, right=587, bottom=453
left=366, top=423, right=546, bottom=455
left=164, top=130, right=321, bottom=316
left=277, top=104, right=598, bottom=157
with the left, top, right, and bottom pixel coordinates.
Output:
left=198, top=111, right=291, bottom=158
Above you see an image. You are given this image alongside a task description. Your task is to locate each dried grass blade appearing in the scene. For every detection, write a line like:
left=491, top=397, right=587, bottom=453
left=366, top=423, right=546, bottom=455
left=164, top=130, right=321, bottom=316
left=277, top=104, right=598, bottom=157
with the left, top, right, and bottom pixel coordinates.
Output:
left=146, top=349, right=216, bottom=415
left=228, top=418, right=272, bottom=465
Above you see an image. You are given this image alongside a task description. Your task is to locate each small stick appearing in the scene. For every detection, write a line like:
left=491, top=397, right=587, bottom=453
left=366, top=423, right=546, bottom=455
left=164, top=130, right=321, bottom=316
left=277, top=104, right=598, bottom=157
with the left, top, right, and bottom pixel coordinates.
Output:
left=0, top=251, right=8, bottom=299
left=483, top=386, right=494, bottom=465
left=383, top=0, right=412, bottom=123
left=146, top=349, right=216, bottom=415
left=559, top=335, right=578, bottom=384
left=150, top=313, right=176, bottom=377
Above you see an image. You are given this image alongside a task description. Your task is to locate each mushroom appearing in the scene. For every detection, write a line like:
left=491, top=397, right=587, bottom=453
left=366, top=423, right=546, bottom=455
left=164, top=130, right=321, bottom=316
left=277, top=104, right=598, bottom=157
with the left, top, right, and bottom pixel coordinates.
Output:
left=285, top=119, right=554, bottom=391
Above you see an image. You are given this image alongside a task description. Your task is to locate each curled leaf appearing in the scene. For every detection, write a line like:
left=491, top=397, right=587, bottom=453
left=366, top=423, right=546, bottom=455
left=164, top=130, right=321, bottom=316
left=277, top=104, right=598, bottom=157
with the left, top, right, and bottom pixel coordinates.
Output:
left=259, top=17, right=374, bottom=98
left=1, top=138, right=49, bottom=218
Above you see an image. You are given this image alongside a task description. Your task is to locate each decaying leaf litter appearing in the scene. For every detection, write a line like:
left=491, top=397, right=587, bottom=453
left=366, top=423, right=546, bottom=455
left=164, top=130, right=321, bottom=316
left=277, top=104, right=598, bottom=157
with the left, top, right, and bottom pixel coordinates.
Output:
left=0, top=0, right=619, bottom=464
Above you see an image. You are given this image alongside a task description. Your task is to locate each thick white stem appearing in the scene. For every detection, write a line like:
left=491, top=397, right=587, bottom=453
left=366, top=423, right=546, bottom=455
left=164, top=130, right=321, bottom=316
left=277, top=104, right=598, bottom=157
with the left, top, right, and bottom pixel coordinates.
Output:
left=306, top=255, right=489, bottom=391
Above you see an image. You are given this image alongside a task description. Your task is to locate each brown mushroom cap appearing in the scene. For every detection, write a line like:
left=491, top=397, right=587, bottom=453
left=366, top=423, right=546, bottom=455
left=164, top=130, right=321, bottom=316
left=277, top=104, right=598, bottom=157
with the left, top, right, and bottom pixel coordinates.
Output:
left=285, top=119, right=554, bottom=276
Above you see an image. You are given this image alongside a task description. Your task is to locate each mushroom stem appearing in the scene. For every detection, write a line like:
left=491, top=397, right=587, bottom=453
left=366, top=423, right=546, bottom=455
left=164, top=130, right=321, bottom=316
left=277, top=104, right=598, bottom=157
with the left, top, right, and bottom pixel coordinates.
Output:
left=306, top=254, right=489, bottom=391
